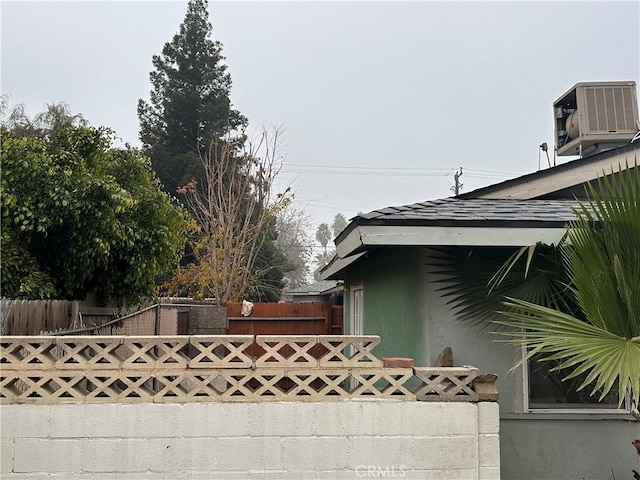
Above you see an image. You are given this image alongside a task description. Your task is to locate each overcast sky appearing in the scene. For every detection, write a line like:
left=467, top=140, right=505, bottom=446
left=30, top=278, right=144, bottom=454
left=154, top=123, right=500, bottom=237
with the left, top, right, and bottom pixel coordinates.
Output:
left=2, top=0, right=639, bottom=253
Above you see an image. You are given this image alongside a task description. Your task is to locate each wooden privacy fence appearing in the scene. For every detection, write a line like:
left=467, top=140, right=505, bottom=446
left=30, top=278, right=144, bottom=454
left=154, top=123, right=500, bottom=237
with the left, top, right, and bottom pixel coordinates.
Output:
left=0, top=335, right=498, bottom=404
left=0, top=302, right=188, bottom=337
left=1, top=300, right=78, bottom=335
left=226, top=302, right=343, bottom=336
left=2, top=300, right=343, bottom=337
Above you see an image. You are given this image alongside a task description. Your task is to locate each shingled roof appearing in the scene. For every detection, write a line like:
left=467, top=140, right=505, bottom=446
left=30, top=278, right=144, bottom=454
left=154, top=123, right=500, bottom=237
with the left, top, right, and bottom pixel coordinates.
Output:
left=323, top=198, right=588, bottom=280
left=350, top=198, right=585, bottom=227
left=287, top=280, right=341, bottom=295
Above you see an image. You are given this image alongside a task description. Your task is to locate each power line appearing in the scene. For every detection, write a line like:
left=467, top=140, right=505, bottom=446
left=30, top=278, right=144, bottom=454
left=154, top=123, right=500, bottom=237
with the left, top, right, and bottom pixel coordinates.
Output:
left=284, top=163, right=517, bottom=176
left=286, top=163, right=452, bottom=170
left=280, top=166, right=515, bottom=179
left=462, top=167, right=517, bottom=176
left=293, top=198, right=368, bottom=211
left=281, top=169, right=448, bottom=177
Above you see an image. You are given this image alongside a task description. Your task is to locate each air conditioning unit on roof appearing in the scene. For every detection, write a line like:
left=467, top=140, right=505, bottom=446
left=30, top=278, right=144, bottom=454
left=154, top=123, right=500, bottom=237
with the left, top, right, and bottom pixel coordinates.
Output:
left=554, top=81, right=639, bottom=157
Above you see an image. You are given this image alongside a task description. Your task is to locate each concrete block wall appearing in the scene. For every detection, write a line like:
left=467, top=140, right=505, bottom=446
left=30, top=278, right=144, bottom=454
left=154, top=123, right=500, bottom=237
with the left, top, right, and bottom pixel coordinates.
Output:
left=0, top=401, right=500, bottom=479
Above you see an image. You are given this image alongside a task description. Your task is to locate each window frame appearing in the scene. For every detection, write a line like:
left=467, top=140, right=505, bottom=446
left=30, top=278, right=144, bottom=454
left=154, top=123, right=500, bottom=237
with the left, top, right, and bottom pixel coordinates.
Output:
left=350, top=284, right=364, bottom=336
left=522, top=346, right=629, bottom=414
left=349, top=284, right=364, bottom=391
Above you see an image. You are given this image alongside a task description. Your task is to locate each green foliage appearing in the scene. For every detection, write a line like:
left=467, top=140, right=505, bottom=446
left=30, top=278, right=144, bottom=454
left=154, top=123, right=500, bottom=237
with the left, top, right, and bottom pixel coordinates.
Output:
left=137, top=0, right=247, bottom=194
left=1, top=127, right=189, bottom=304
left=430, top=244, right=575, bottom=328
left=497, top=164, right=640, bottom=406
left=565, top=166, right=640, bottom=339
left=1, top=228, right=57, bottom=299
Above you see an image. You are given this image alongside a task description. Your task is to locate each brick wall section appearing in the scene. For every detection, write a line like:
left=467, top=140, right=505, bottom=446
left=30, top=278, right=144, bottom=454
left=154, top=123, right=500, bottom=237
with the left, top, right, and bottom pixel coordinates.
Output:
left=0, top=401, right=500, bottom=479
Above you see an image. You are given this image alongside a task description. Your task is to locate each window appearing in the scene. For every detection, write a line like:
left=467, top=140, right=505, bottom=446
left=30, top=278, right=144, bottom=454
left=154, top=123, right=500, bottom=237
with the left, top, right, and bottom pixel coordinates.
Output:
left=349, top=285, right=364, bottom=391
left=524, top=349, right=627, bottom=412
left=351, top=285, right=363, bottom=336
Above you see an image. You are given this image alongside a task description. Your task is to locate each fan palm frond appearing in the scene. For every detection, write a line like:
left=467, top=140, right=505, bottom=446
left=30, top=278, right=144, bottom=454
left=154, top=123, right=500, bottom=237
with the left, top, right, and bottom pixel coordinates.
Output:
left=498, top=162, right=640, bottom=406
left=431, top=243, right=574, bottom=328
left=496, top=298, right=640, bottom=406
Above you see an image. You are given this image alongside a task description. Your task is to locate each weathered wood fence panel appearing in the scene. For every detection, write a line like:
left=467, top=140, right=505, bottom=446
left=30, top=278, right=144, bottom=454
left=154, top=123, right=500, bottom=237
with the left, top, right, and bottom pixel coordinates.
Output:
left=226, top=302, right=342, bottom=336
left=331, top=305, right=344, bottom=334
left=226, top=301, right=331, bottom=319
left=0, top=300, right=75, bottom=335
left=225, top=302, right=343, bottom=358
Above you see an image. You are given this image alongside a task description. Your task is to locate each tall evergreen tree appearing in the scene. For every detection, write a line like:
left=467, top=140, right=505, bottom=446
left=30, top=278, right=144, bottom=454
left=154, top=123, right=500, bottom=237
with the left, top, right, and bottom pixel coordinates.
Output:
left=137, top=0, right=247, bottom=195
left=139, top=3, right=290, bottom=301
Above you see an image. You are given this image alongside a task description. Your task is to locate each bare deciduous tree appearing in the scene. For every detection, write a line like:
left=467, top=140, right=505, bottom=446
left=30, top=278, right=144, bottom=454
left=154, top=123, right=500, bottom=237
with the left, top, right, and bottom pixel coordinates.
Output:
left=167, top=128, right=291, bottom=304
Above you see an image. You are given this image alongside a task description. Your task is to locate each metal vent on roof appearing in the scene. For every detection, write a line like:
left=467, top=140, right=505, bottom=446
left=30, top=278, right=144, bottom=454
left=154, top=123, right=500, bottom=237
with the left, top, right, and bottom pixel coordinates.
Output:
left=584, top=86, right=636, bottom=133
left=554, top=81, right=639, bottom=157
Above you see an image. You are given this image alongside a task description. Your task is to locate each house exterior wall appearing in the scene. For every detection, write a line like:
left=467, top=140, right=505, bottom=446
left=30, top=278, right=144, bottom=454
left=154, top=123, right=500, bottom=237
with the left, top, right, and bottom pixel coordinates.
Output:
left=0, top=401, right=500, bottom=479
left=342, top=246, right=640, bottom=480
left=500, top=417, right=640, bottom=479
left=344, top=248, right=426, bottom=366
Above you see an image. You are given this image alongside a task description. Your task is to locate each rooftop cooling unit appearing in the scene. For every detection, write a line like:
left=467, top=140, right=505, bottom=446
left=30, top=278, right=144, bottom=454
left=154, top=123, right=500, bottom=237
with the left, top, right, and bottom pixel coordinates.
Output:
left=554, top=81, right=639, bottom=157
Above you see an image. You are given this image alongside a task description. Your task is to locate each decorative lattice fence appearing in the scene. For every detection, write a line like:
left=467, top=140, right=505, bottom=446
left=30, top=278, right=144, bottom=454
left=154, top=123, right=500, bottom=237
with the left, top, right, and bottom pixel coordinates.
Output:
left=0, top=335, right=497, bottom=404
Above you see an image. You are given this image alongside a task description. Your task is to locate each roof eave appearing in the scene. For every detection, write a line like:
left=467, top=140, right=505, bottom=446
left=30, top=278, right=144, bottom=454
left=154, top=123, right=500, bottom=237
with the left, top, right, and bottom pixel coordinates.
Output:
left=334, top=223, right=570, bottom=264
left=321, top=252, right=368, bottom=280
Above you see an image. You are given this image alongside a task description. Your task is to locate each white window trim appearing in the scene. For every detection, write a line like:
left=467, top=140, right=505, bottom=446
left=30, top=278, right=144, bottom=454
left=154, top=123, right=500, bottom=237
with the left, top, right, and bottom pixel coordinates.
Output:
left=522, top=346, right=629, bottom=414
left=350, top=284, right=363, bottom=336
left=349, top=284, right=364, bottom=391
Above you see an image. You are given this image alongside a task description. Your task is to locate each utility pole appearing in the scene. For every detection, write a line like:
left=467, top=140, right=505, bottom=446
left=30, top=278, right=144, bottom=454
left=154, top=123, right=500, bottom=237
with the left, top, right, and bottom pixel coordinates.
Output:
left=451, top=167, right=463, bottom=196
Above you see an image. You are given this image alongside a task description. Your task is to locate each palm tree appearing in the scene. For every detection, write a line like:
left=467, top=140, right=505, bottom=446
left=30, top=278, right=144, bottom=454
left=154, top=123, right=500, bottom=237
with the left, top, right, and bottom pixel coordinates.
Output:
left=433, top=163, right=640, bottom=407
left=316, top=223, right=331, bottom=254
left=496, top=164, right=640, bottom=407
left=431, top=243, right=574, bottom=328
left=331, top=213, right=347, bottom=238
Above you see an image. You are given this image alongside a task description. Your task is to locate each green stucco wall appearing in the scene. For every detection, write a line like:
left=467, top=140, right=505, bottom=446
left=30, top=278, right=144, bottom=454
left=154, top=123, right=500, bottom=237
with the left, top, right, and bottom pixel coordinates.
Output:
left=344, top=248, right=426, bottom=366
